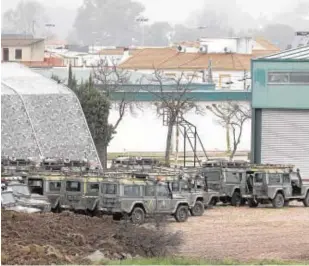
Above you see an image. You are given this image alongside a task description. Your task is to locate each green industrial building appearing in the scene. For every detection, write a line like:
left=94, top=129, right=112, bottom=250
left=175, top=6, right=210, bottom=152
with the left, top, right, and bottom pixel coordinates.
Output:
left=251, top=45, right=309, bottom=178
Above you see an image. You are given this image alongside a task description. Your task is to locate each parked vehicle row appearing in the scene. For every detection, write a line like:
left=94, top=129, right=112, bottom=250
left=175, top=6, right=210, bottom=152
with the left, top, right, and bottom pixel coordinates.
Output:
left=2, top=157, right=308, bottom=223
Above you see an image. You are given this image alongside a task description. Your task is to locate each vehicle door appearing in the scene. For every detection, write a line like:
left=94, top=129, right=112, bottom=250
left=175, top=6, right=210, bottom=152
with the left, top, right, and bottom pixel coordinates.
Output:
left=223, top=171, right=240, bottom=197
left=101, top=182, right=118, bottom=211
left=267, top=173, right=282, bottom=198
left=282, top=173, right=292, bottom=198
left=123, top=184, right=142, bottom=212
left=155, top=182, right=171, bottom=213
left=45, top=179, right=63, bottom=209
left=64, top=179, right=83, bottom=210
left=180, top=180, right=195, bottom=206
left=85, top=182, right=100, bottom=210
left=252, top=173, right=266, bottom=196
left=239, top=172, right=247, bottom=195
left=143, top=184, right=156, bottom=214
left=203, top=170, right=221, bottom=192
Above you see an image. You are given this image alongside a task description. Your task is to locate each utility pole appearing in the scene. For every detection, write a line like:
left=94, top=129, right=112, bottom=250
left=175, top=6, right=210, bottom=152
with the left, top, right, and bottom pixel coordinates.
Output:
left=136, top=17, right=149, bottom=46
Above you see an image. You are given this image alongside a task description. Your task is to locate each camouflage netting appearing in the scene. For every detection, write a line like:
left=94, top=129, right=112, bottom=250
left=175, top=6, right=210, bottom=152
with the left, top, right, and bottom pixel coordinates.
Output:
left=1, top=63, right=101, bottom=167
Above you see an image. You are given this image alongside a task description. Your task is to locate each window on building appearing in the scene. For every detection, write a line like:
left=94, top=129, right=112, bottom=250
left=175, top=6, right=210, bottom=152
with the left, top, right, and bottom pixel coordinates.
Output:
left=268, top=72, right=309, bottom=84
left=15, top=49, right=22, bottom=60
left=66, top=181, right=81, bottom=192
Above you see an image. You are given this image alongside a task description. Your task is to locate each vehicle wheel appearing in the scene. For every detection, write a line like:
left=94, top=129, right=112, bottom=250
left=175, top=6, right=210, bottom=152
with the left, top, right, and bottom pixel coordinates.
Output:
left=303, top=192, right=309, bottom=207
left=272, top=193, right=285, bottom=208
left=52, top=204, right=62, bottom=213
left=130, top=207, right=145, bottom=224
left=190, top=201, right=204, bottom=216
left=248, top=198, right=259, bottom=208
left=209, top=197, right=218, bottom=206
left=174, top=205, right=189, bottom=222
left=231, top=191, right=242, bottom=207
left=112, top=213, right=123, bottom=221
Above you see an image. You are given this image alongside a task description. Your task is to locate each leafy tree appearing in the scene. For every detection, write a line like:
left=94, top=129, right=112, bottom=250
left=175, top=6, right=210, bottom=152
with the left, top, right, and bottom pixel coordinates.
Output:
left=72, top=75, right=113, bottom=169
left=2, top=0, right=49, bottom=36
left=72, top=0, right=145, bottom=46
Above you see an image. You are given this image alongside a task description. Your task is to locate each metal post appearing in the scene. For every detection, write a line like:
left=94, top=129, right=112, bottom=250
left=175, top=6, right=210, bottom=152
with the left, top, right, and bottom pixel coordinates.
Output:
left=194, top=128, right=197, bottom=167
left=183, top=129, right=186, bottom=168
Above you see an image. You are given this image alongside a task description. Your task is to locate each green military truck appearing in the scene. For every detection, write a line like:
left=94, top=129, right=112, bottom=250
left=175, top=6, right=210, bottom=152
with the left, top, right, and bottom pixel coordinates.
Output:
left=200, top=160, right=249, bottom=206
left=242, top=166, right=309, bottom=208
left=100, top=178, right=191, bottom=224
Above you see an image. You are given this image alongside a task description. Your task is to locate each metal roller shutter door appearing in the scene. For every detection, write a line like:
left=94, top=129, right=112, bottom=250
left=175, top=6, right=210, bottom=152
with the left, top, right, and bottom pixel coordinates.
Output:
left=261, top=109, right=309, bottom=179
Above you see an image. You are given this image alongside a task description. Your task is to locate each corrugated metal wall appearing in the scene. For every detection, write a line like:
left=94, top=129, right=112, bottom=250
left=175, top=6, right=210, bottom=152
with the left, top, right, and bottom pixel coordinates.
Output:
left=261, top=109, right=309, bottom=178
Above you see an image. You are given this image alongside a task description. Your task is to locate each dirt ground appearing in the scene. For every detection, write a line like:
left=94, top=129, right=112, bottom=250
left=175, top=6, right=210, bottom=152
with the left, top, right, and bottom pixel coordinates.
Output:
left=170, top=203, right=309, bottom=262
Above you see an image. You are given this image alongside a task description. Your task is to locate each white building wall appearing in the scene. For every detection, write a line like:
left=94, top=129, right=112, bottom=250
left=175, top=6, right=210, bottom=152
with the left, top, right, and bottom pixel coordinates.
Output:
left=107, top=101, right=251, bottom=153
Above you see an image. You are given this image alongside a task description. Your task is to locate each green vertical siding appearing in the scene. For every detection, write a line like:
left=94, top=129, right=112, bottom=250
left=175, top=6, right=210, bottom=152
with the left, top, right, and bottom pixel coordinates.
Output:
left=252, top=60, right=309, bottom=109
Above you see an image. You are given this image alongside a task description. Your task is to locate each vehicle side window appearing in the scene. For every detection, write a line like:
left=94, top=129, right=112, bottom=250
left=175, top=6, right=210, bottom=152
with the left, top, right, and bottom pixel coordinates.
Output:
left=48, top=181, right=61, bottom=192
left=88, top=183, right=99, bottom=193
left=205, top=171, right=220, bottom=181
left=102, top=184, right=117, bottom=194
left=180, top=181, right=190, bottom=192
left=145, top=185, right=155, bottom=196
left=283, top=174, right=290, bottom=184
left=124, top=185, right=140, bottom=197
left=268, top=174, right=281, bottom=185
left=171, top=182, right=179, bottom=192
left=225, top=172, right=239, bottom=183
left=156, top=184, right=169, bottom=197
left=254, top=173, right=264, bottom=183
left=66, top=181, right=81, bottom=192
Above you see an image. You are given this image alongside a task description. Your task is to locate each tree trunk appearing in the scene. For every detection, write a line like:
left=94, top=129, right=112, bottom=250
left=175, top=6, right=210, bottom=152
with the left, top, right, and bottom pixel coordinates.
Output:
left=95, top=141, right=108, bottom=169
left=165, top=123, right=174, bottom=167
left=226, top=122, right=231, bottom=157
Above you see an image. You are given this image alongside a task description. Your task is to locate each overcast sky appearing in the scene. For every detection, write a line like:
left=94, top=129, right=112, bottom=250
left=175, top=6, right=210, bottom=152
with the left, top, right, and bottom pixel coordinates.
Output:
left=2, top=0, right=299, bottom=24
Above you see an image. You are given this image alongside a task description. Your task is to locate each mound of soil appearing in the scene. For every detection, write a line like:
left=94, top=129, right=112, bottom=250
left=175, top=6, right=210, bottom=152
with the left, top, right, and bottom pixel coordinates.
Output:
left=1, top=211, right=179, bottom=265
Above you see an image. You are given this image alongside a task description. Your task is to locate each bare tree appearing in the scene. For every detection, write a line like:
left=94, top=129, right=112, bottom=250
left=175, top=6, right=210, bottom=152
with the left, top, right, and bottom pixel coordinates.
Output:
left=92, top=57, right=139, bottom=167
left=142, top=70, right=203, bottom=167
left=207, top=102, right=251, bottom=160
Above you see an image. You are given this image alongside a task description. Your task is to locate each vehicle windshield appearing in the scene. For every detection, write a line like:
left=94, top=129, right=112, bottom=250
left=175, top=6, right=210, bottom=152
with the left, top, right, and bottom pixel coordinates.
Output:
left=1, top=192, right=16, bottom=205
left=9, top=184, right=31, bottom=196
left=102, top=183, right=117, bottom=195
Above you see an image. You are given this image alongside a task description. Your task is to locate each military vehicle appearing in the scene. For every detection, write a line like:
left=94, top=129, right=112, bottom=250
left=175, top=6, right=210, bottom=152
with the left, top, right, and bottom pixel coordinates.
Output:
left=242, top=166, right=309, bottom=208
left=200, top=160, right=249, bottom=206
left=3, top=182, right=51, bottom=212
left=1, top=190, right=41, bottom=213
left=110, top=156, right=161, bottom=170
left=100, top=177, right=191, bottom=224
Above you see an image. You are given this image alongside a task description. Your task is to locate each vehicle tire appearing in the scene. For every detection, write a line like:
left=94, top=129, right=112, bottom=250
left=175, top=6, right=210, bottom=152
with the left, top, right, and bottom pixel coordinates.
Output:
left=272, top=193, right=285, bottom=208
left=112, top=213, right=123, bottom=221
left=303, top=192, right=309, bottom=207
left=190, top=201, right=204, bottom=216
left=248, top=198, right=259, bottom=208
left=175, top=205, right=189, bottom=222
left=231, top=191, right=242, bottom=207
left=130, top=207, right=145, bottom=224
left=52, top=204, right=62, bottom=213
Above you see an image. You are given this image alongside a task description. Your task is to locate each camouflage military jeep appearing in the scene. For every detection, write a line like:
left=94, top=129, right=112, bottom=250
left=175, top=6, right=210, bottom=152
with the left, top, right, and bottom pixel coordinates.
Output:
left=201, top=160, right=249, bottom=206
left=242, top=167, right=309, bottom=208
left=100, top=178, right=191, bottom=224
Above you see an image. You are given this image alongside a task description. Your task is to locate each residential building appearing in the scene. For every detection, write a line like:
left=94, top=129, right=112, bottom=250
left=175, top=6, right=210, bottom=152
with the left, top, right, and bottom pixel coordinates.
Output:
left=119, top=37, right=280, bottom=91
left=1, top=36, right=45, bottom=63
left=251, top=45, right=309, bottom=178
